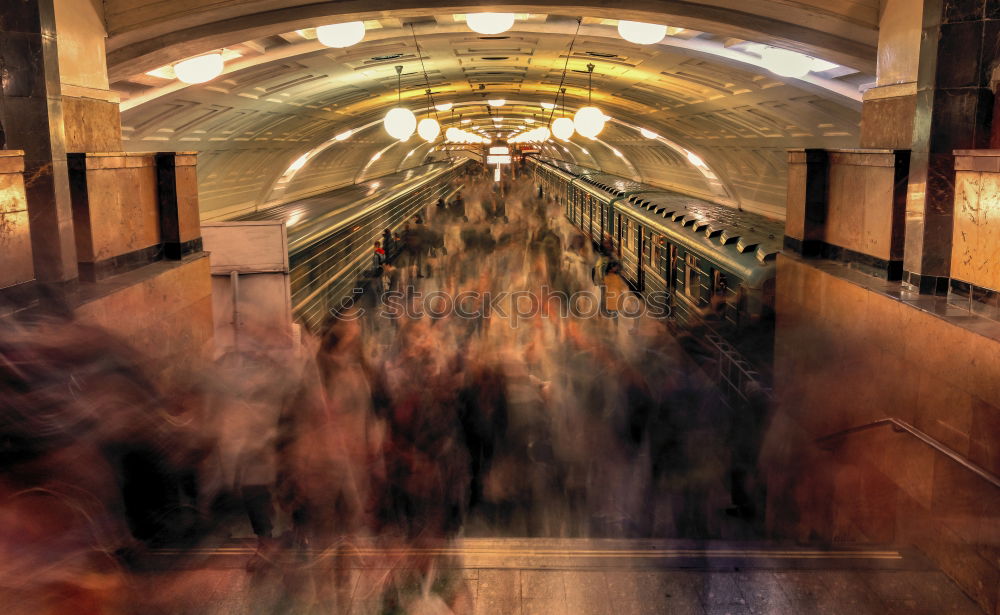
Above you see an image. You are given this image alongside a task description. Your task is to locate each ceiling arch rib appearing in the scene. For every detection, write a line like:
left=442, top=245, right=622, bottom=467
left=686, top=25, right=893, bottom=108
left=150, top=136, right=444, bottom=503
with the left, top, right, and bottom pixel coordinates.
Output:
left=116, top=8, right=868, bottom=222
left=104, top=1, right=877, bottom=81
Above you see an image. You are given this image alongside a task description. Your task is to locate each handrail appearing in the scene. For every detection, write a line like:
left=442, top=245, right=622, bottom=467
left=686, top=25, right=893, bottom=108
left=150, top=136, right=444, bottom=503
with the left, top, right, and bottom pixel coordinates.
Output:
left=816, top=418, right=1000, bottom=490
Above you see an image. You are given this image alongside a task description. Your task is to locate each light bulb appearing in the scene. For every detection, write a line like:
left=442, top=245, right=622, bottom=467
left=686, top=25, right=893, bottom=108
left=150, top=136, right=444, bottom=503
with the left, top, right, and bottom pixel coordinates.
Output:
left=552, top=117, right=574, bottom=140
left=525, top=118, right=535, bottom=124
left=417, top=117, right=440, bottom=142
left=760, top=47, right=813, bottom=78
left=541, top=102, right=556, bottom=110
left=488, top=99, right=506, bottom=107
left=573, top=106, right=606, bottom=138
left=617, top=21, right=668, bottom=45
left=316, top=22, right=366, bottom=48
left=640, top=127, right=659, bottom=139
left=467, top=13, right=515, bottom=35
left=384, top=107, right=417, bottom=140
left=434, top=102, right=453, bottom=112
left=174, top=53, right=224, bottom=84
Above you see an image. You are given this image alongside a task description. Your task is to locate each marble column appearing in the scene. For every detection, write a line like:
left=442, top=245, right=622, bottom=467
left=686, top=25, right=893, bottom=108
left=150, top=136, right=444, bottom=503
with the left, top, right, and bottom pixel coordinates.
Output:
left=0, top=0, right=77, bottom=284
left=902, top=0, right=998, bottom=293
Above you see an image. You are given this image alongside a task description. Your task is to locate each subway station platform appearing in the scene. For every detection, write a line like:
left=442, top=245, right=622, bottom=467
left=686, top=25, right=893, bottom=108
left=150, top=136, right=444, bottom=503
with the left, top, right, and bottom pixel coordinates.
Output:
left=130, top=539, right=981, bottom=615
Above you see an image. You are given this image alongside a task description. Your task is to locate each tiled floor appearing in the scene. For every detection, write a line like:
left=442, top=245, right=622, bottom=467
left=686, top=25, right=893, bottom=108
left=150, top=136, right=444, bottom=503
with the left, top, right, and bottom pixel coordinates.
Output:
left=129, top=539, right=987, bottom=615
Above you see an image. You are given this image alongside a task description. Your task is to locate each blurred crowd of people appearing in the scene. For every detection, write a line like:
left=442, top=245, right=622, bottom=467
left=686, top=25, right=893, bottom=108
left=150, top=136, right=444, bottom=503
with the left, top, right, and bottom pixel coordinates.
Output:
left=0, top=163, right=754, bottom=614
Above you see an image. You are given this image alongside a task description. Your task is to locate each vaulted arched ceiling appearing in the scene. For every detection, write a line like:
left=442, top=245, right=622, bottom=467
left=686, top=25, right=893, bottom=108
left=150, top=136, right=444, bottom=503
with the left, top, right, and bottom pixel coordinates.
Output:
left=109, top=2, right=876, bottom=220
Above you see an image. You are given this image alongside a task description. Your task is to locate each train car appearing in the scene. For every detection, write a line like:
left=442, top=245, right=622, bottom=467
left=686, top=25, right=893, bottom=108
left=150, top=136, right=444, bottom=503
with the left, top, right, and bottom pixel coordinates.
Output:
left=239, top=160, right=467, bottom=330
left=527, top=154, right=781, bottom=358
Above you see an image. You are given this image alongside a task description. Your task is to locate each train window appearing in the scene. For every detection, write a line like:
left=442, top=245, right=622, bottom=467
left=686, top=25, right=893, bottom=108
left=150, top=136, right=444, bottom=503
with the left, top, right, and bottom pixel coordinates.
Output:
left=684, top=253, right=700, bottom=301
left=643, top=230, right=652, bottom=264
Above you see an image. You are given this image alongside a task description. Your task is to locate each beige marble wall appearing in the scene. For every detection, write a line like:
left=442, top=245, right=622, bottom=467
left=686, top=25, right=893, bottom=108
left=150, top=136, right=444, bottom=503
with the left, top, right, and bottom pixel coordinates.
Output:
left=63, top=96, right=123, bottom=153
left=769, top=255, right=1000, bottom=614
left=826, top=150, right=900, bottom=261
left=875, top=0, right=921, bottom=88
left=74, top=255, right=214, bottom=385
left=784, top=151, right=809, bottom=242
left=71, top=153, right=161, bottom=263
left=0, top=152, right=34, bottom=290
left=952, top=153, right=1000, bottom=292
left=174, top=153, right=202, bottom=244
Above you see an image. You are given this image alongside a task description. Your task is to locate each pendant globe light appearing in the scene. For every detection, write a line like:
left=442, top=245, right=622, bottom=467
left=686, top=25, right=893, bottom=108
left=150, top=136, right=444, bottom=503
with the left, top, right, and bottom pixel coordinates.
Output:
left=574, top=63, right=606, bottom=138
left=551, top=88, right=575, bottom=140
left=316, top=21, right=366, bottom=48
left=410, top=27, right=440, bottom=143
left=417, top=90, right=441, bottom=142
left=384, top=65, right=416, bottom=140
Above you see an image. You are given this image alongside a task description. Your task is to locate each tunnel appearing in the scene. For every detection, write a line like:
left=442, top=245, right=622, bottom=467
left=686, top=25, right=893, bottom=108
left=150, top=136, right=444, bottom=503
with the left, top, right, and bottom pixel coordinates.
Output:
left=0, top=1, right=998, bottom=614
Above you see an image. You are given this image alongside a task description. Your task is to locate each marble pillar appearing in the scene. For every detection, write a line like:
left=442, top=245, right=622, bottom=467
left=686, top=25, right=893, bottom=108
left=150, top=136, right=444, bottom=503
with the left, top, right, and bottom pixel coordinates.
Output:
left=0, top=0, right=77, bottom=284
left=903, top=0, right=998, bottom=293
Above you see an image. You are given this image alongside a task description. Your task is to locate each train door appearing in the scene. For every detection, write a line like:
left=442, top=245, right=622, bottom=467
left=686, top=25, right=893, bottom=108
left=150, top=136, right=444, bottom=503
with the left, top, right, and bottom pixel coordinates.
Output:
left=667, top=243, right=677, bottom=290
left=587, top=196, right=594, bottom=239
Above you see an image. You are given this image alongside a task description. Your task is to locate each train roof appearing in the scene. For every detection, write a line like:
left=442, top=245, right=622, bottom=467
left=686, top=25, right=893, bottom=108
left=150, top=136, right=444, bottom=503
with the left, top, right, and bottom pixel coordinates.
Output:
left=238, top=160, right=462, bottom=252
left=530, top=155, right=782, bottom=268
left=624, top=191, right=784, bottom=265
left=577, top=172, right=648, bottom=197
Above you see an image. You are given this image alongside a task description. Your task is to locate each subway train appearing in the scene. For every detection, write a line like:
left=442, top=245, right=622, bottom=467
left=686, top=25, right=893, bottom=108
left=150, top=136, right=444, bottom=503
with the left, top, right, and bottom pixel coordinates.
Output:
left=238, top=159, right=467, bottom=329
left=529, top=155, right=781, bottom=386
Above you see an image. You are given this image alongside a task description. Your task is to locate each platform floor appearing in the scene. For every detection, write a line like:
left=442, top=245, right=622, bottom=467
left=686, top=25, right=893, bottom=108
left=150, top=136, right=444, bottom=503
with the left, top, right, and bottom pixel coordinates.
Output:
left=131, top=538, right=984, bottom=615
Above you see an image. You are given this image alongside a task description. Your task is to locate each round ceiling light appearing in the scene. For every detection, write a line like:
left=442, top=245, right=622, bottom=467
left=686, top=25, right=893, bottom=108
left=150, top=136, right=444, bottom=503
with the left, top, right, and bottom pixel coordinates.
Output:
left=488, top=98, right=506, bottom=107
left=384, top=107, right=417, bottom=140
left=434, top=102, right=454, bottom=112
left=759, top=46, right=813, bottom=78
left=316, top=22, right=366, bottom=48
left=466, top=13, right=516, bottom=35
left=541, top=102, right=556, bottom=110
left=417, top=117, right=441, bottom=142
left=617, top=21, right=668, bottom=45
left=552, top=117, right=575, bottom=140
left=574, top=106, right=606, bottom=138
left=639, top=127, right=659, bottom=139
left=174, top=53, right=224, bottom=84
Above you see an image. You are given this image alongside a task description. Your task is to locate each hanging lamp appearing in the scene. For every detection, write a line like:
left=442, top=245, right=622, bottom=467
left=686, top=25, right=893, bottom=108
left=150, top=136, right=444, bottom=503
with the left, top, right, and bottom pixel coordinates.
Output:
left=384, top=65, right=416, bottom=140
left=552, top=87, right=574, bottom=141
left=410, top=25, right=440, bottom=143
left=574, top=63, right=605, bottom=138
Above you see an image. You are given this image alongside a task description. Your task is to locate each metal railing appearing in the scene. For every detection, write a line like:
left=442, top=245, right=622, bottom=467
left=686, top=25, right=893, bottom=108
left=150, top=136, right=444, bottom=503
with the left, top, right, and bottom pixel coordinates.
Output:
left=816, top=418, right=1000, bottom=490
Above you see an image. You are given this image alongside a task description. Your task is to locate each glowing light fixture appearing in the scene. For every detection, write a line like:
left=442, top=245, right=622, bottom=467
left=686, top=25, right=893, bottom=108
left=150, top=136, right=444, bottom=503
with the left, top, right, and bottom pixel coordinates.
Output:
left=573, top=64, right=606, bottom=138
left=435, top=102, right=454, bottom=112
left=174, top=53, right=224, bottom=84
left=316, top=21, right=366, bottom=48
left=467, top=13, right=515, bottom=35
left=525, top=118, right=535, bottom=124
left=335, top=130, right=353, bottom=141
left=759, top=46, right=813, bottom=78
left=552, top=117, right=574, bottom=140
left=810, top=58, right=838, bottom=72
left=617, top=20, right=667, bottom=45
left=417, top=117, right=441, bottom=142
left=462, top=119, right=471, bottom=124
left=488, top=98, right=506, bottom=107
left=639, top=127, right=659, bottom=139
left=550, top=87, right=574, bottom=140
left=541, top=102, right=556, bottom=110
left=384, top=66, right=416, bottom=140
left=686, top=151, right=706, bottom=166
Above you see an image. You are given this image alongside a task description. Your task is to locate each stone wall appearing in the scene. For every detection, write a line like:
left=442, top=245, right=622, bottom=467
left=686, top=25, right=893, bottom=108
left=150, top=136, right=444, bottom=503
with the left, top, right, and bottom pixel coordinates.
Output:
left=768, top=254, right=1000, bottom=614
